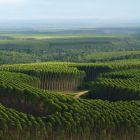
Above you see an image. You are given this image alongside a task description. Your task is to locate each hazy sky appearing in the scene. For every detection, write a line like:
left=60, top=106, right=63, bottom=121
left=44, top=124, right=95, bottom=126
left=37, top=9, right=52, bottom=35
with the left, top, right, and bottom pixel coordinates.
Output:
left=0, top=0, right=140, bottom=20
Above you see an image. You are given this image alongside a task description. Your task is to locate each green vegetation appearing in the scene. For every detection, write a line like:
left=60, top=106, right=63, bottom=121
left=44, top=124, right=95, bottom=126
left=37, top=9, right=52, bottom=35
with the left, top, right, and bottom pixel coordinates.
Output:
left=0, top=32, right=139, bottom=64
left=0, top=59, right=139, bottom=139
left=0, top=63, right=85, bottom=91
left=85, top=69, right=140, bottom=101
left=0, top=29, right=140, bottom=139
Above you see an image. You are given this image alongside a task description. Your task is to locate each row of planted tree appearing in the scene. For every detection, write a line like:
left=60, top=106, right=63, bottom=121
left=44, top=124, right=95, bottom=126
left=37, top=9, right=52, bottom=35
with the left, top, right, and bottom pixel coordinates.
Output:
left=0, top=71, right=140, bottom=140
left=84, top=69, right=140, bottom=101
left=1, top=60, right=139, bottom=91
left=0, top=63, right=85, bottom=91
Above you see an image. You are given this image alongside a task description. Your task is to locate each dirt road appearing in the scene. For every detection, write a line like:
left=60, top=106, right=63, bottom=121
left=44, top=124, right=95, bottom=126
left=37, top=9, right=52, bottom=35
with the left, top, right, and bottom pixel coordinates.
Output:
left=74, top=90, right=88, bottom=98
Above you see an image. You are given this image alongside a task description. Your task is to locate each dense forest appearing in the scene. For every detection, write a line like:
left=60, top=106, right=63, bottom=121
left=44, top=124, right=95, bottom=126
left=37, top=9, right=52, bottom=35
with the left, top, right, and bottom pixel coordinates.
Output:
left=0, top=59, right=140, bottom=140
left=0, top=28, right=139, bottom=140
left=0, top=0, right=140, bottom=138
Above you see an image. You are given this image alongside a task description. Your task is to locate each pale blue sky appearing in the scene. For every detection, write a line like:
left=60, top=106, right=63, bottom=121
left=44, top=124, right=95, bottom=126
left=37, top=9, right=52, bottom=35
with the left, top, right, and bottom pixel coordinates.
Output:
left=0, top=0, right=140, bottom=20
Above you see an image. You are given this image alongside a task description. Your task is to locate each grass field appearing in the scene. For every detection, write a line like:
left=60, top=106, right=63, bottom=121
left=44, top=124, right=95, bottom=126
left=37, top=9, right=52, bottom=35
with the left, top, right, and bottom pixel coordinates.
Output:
left=1, top=33, right=129, bottom=39
left=0, top=32, right=139, bottom=64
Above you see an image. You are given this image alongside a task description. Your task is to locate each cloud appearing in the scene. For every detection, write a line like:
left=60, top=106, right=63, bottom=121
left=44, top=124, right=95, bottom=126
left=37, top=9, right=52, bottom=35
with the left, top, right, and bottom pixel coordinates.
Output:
left=0, top=0, right=139, bottom=20
left=0, top=0, right=24, bottom=5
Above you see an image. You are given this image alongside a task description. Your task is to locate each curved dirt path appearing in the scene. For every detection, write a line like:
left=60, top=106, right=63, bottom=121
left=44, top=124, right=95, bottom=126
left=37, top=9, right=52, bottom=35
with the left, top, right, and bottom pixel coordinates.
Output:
left=74, top=90, right=88, bottom=98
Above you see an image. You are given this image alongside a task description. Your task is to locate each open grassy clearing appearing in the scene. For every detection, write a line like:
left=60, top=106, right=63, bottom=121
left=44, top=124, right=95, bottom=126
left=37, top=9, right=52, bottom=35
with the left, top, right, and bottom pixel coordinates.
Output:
left=0, top=33, right=130, bottom=40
